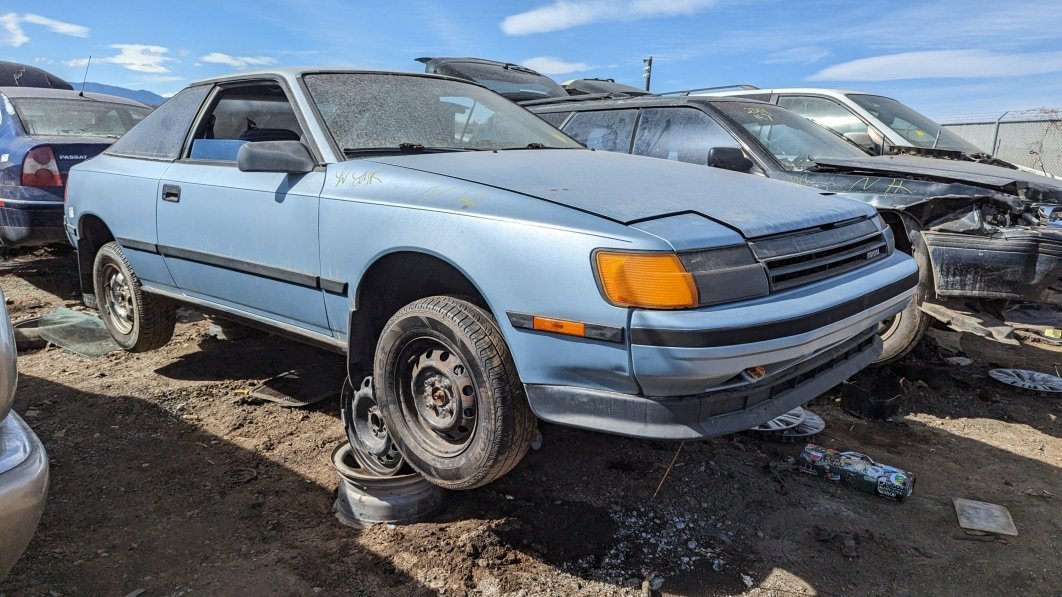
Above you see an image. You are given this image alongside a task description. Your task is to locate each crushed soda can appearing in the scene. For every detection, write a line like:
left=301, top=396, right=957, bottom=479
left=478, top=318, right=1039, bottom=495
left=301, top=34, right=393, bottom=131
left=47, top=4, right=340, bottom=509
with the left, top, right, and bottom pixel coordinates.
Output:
left=799, top=444, right=914, bottom=502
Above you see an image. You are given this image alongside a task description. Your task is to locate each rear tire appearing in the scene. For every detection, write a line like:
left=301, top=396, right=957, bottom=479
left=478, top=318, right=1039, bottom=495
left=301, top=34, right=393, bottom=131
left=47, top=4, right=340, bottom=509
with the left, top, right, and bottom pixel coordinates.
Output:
left=92, top=241, right=175, bottom=352
left=876, top=231, right=931, bottom=364
left=373, top=296, right=536, bottom=490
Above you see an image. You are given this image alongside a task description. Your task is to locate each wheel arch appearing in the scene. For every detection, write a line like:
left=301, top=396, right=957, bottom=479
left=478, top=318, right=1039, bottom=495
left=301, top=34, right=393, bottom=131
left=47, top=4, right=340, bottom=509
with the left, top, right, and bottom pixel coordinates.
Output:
left=75, top=213, right=115, bottom=306
left=346, top=250, right=493, bottom=374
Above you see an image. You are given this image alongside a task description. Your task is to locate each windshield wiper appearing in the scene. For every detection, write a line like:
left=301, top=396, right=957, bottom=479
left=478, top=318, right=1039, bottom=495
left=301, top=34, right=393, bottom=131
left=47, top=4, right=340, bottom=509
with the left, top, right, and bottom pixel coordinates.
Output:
left=497, top=143, right=578, bottom=150
left=342, top=144, right=471, bottom=157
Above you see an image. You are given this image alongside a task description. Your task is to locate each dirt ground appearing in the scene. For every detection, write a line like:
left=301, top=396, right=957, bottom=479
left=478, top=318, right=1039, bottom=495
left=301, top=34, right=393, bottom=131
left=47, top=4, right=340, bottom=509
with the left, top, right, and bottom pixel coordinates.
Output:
left=2, top=247, right=1060, bottom=596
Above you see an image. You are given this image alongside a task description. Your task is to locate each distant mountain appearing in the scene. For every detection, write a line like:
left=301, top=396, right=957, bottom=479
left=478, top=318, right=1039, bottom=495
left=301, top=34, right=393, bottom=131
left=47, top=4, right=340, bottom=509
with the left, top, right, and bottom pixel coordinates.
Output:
left=79, top=82, right=166, bottom=106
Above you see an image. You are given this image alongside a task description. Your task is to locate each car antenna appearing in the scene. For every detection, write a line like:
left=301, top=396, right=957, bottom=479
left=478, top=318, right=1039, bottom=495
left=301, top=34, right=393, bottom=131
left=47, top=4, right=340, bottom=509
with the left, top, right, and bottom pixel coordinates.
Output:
left=78, top=56, right=92, bottom=97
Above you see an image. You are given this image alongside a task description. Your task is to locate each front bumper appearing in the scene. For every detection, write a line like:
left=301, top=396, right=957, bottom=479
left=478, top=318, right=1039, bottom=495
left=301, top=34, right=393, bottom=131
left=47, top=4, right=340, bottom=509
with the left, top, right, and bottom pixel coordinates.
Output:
left=0, top=412, right=49, bottom=580
left=924, top=227, right=1062, bottom=303
left=527, top=328, right=880, bottom=440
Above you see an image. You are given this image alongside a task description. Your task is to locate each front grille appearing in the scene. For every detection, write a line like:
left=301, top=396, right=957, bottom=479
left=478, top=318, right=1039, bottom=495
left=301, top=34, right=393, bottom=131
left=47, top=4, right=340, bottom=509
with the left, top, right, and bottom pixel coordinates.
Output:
left=748, top=218, right=888, bottom=291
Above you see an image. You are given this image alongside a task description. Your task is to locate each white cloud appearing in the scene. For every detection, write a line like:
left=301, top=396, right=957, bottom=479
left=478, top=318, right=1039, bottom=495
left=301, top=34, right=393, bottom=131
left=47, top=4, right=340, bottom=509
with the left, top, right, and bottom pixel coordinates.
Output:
left=201, top=52, right=276, bottom=69
left=0, top=13, right=30, bottom=46
left=763, top=46, right=829, bottom=65
left=65, top=44, right=175, bottom=74
left=0, top=12, right=88, bottom=47
left=501, top=0, right=719, bottom=35
left=809, top=49, right=1062, bottom=81
left=522, top=56, right=591, bottom=74
left=33, top=57, right=54, bottom=65
left=21, top=13, right=89, bottom=37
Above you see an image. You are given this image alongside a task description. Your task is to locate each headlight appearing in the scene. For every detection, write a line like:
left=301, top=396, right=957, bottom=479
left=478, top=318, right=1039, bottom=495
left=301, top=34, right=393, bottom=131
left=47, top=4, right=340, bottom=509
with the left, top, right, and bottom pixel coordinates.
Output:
left=594, top=246, right=770, bottom=309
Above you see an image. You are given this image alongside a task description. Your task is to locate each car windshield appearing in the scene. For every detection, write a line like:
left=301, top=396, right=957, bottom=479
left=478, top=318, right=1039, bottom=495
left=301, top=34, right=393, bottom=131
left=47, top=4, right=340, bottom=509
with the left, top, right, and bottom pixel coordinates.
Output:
left=303, top=73, right=582, bottom=153
left=712, top=101, right=867, bottom=170
left=847, top=94, right=982, bottom=154
left=10, top=98, right=150, bottom=138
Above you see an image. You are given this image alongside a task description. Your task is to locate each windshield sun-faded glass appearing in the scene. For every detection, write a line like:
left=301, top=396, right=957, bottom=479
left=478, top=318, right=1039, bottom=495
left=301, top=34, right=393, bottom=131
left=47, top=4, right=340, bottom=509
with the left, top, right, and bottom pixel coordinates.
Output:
left=303, top=74, right=581, bottom=153
left=714, top=101, right=867, bottom=170
left=12, top=98, right=150, bottom=138
left=848, top=94, right=982, bottom=153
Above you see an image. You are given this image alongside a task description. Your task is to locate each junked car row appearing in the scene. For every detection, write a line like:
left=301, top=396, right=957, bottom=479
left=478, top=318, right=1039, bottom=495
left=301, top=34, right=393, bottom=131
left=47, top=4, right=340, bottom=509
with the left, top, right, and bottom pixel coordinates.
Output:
left=1, top=52, right=1049, bottom=576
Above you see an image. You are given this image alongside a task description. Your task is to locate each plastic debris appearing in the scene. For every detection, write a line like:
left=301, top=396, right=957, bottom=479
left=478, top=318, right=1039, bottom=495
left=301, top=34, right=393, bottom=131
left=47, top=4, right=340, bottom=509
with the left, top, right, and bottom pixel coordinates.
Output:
left=988, top=368, right=1062, bottom=393
left=1044, top=328, right=1062, bottom=339
left=37, top=307, right=119, bottom=358
left=750, top=407, right=806, bottom=432
left=953, top=498, right=1018, bottom=536
left=799, top=444, right=914, bottom=502
left=944, top=356, right=974, bottom=366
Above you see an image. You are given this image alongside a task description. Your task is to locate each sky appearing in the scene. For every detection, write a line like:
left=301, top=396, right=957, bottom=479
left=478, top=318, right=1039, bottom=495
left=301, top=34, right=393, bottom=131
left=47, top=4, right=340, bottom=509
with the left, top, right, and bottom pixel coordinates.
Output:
left=3, top=0, right=1061, bottom=118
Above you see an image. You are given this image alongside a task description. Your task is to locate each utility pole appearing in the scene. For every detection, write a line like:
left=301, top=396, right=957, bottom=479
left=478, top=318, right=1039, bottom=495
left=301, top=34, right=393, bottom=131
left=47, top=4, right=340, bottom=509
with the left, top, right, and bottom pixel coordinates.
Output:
left=643, top=56, right=653, bottom=92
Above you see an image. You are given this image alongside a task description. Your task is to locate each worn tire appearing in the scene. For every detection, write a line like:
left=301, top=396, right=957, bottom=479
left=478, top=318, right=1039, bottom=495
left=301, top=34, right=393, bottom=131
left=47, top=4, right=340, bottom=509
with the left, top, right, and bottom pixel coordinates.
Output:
left=373, top=296, right=536, bottom=490
left=876, top=231, right=931, bottom=364
left=93, top=241, right=175, bottom=352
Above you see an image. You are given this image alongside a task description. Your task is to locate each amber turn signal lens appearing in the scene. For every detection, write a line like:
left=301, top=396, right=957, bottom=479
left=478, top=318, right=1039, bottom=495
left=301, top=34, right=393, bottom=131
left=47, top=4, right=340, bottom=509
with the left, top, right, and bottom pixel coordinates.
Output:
left=595, top=252, right=699, bottom=309
left=532, top=316, right=586, bottom=337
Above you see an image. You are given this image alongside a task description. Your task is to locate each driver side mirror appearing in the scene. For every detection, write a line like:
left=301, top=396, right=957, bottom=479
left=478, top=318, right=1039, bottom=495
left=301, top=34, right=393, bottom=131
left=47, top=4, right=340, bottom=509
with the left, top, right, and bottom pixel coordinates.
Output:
left=844, top=132, right=880, bottom=155
left=237, top=140, right=315, bottom=174
left=707, top=147, right=754, bottom=173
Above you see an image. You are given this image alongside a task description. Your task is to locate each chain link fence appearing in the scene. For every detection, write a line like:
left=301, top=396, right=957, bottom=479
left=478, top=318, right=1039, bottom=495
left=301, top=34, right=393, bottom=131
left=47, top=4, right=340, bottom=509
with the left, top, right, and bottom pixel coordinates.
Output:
left=934, top=108, right=1062, bottom=176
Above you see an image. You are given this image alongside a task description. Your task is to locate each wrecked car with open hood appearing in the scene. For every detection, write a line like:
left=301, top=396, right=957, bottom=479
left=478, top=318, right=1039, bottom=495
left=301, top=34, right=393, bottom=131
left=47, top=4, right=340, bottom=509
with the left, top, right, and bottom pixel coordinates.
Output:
left=63, top=68, right=916, bottom=490
left=528, top=94, right=1062, bottom=361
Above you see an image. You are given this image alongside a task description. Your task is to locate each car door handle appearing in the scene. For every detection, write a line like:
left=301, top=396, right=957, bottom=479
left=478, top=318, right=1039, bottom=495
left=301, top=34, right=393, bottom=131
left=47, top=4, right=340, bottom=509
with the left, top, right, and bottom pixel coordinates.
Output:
left=162, top=184, right=181, bottom=203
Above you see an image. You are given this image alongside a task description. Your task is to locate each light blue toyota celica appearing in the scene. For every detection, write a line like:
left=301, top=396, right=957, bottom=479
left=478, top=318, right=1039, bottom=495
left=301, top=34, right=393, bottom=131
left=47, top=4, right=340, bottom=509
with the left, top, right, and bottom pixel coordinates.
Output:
left=64, top=68, right=917, bottom=489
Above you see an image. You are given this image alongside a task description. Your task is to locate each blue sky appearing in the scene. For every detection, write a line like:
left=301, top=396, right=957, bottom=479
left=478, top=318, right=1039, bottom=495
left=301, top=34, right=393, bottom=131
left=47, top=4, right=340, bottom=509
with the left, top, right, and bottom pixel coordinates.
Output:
left=3, top=0, right=1061, bottom=117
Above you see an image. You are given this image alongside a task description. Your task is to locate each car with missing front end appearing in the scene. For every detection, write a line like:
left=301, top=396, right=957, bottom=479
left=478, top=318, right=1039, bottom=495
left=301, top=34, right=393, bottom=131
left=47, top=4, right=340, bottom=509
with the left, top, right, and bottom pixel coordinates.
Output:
left=64, top=68, right=917, bottom=489
left=527, top=93, right=1062, bottom=361
left=0, top=87, right=151, bottom=246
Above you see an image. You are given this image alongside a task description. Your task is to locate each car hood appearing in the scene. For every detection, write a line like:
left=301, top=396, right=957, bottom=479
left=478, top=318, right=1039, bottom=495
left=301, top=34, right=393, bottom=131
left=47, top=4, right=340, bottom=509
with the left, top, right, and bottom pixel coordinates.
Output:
left=366, top=150, right=875, bottom=239
left=811, top=155, right=1062, bottom=202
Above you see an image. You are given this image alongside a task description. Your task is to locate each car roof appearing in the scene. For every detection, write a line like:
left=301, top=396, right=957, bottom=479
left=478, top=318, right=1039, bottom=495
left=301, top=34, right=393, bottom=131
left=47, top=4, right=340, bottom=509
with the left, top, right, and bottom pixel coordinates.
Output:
left=705, top=87, right=866, bottom=97
left=528, top=94, right=762, bottom=111
left=0, top=86, right=149, bottom=107
left=188, top=67, right=466, bottom=88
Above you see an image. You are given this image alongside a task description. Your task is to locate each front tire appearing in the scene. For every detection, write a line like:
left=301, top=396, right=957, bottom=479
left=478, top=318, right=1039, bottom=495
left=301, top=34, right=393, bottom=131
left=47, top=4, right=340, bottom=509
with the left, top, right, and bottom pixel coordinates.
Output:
left=373, top=296, right=536, bottom=490
left=93, top=241, right=175, bottom=352
left=876, top=231, right=931, bottom=364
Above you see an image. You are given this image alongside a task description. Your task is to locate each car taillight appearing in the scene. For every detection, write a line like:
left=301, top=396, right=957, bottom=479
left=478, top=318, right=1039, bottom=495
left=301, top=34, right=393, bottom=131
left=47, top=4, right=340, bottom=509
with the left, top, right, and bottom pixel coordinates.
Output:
left=22, top=145, right=63, bottom=188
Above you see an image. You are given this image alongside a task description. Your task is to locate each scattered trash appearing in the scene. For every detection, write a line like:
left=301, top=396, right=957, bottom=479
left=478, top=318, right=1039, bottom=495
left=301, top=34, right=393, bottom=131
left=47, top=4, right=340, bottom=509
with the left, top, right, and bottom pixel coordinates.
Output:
left=1044, top=328, right=1062, bottom=339
left=841, top=536, right=858, bottom=558
left=741, top=574, right=754, bottom=588
left=332, top=443, right=445, bottom=529
left=36, top=307, right=120, bottom=358
left=799, top=444, right=915, bottom=502
left=530, top=429, right=543, bottom=451
left=748, top=407, right=825, bottom=442
left=650, top=441, right=685, bottom=501
left=988, top=368, right=1062, bottom=393
left=250, top=366, right=344, bottom=408
left=12, top=316, right=47, bottom=351
left=840, top=377, right=913, bottom=420
left=123, top=589, right=147, bottom=597
left=953, top=498, right=1018, bottom=536
left=944, top=356, right=974, bottom=367
left=750, top=407, right=806, bottom=432
left=711, top=558, right=725, bottom=571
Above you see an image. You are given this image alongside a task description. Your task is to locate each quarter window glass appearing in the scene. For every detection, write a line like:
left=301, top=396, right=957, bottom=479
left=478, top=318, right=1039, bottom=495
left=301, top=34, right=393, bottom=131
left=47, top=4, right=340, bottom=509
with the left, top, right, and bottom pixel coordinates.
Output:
left=561, top=110, right=636, bottom=152
left=777, top=96, right=869, bottom=137
left=106, top=86, right=210, bottom=160
left=536, top=111, right=570, bottom=128
left=633, top=107, right=740, bottom=165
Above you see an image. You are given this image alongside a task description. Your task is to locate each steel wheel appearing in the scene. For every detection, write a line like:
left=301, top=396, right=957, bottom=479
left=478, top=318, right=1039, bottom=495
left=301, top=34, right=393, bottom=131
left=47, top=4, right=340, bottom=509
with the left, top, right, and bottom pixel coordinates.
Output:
left=342, top=376, right=405, bottom=476
left=396, top=338, right=478, bottom=458
left=101, top=262, right=134, bottom=335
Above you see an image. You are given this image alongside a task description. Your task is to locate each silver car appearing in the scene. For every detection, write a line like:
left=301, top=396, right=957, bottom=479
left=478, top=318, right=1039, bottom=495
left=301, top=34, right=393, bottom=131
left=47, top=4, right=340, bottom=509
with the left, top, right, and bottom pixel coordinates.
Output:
left=0, top=290, right=49, bottom=579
